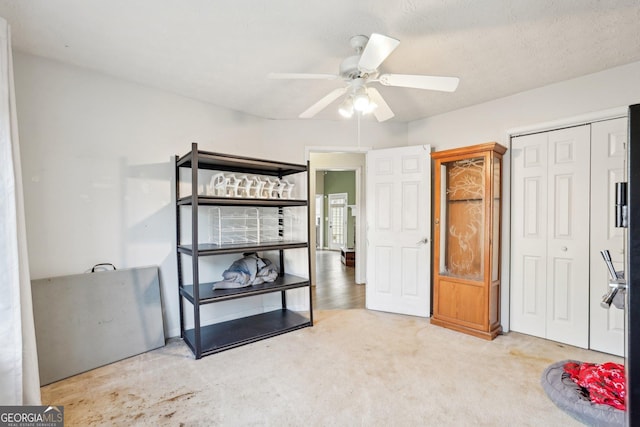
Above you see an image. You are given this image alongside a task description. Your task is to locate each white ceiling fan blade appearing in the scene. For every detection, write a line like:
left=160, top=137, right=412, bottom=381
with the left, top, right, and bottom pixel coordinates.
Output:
left=358, top=33, right=400, bottom=73
left=268, top=72, right=338, bottom=80
left=379, top=74, right=460, bottom=92
left=366, top=87, right=395, bottom=122
left=299, top=87, right=347, bottom=118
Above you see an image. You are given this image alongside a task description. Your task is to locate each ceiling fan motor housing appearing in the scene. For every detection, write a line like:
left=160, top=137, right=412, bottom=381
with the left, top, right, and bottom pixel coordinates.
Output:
left=339, top=56, right=379, bottom=81
left=339, top=55, right=362, bottom=79
left=340, top=35, right=376, bottom=80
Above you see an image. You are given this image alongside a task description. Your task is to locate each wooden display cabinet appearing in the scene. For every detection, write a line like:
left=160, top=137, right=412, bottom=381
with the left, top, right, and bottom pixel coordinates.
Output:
left=431, top=142, right=507, bottom=340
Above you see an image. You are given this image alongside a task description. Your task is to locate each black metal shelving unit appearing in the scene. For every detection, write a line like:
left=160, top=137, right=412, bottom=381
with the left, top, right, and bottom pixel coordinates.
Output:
left=176, top=143, right=313, bottom=359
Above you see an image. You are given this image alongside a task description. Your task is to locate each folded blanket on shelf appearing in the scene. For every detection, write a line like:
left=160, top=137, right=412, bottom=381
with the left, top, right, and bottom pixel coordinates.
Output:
left=212, top=252, right=278, bottom=289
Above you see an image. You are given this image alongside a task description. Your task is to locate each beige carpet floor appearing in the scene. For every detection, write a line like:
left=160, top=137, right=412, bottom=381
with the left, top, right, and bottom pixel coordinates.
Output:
left=41, top=309, right=623, bottom=426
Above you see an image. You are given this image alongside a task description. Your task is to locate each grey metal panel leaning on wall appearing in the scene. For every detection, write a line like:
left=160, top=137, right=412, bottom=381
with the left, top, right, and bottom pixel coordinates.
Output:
left=31, top=266, right=165, bottom=385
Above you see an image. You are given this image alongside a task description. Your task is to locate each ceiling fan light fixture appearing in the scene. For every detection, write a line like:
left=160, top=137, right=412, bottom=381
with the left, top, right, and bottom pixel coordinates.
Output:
left=338, top=97, right=354, bottom=118
left=353, top=91, right=371, bottom=112
left=362, top=101, right=378, bottom=115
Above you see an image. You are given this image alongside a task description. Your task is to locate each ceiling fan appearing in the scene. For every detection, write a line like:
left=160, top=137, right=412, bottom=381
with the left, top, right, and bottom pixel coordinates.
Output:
left=268, top=33, right=459, bottom=122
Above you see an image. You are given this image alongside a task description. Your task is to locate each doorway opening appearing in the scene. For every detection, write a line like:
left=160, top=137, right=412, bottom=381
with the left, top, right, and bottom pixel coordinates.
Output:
left=308, top=151, right=366, bottom=310
left=308, top=144, right=433, bottom=316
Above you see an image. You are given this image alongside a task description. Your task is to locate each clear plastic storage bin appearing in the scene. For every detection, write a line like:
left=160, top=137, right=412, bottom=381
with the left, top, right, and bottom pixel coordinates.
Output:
left=208, top=207, right=294, bottom=245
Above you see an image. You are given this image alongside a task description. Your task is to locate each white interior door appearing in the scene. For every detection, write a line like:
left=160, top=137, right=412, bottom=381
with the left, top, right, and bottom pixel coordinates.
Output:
left=511, top=125, right=590, bottom=348
left=590, top=117, right=627, bottom=356
left=366, top=145, right=431, bottom=317
left=328, top=193, right=347, bottom=250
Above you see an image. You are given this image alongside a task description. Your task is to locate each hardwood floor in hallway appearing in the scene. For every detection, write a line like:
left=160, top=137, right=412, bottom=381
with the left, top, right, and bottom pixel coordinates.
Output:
left=312, top=249, right=365, bottom=310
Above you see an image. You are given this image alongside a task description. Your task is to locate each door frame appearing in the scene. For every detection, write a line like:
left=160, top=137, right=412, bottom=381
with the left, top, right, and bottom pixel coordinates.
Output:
left=306, top=146, right=369, bottom=286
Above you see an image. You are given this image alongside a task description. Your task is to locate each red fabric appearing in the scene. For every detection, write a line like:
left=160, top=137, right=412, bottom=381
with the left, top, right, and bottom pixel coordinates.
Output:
left=564, top=361, right=626, bottom=410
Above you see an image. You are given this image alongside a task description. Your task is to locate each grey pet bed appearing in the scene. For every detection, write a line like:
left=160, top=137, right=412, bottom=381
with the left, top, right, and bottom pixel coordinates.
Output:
left=541, top=360, right=624, bottom=427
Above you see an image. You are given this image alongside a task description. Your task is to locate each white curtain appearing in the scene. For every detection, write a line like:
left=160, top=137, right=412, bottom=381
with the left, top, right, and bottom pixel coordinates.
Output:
left=0, top=17, right=41, bottom=405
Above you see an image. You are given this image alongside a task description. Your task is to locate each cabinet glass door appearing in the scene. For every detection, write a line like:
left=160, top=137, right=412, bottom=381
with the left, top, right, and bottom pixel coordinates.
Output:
left=439, top=157, right=485, bottom=280
left=492, top=158, right=501, bottom=281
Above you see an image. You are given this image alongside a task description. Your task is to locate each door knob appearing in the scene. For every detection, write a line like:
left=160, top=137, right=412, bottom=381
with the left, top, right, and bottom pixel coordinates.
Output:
left=561, top=246, right=568, bottom=252
left=416, top=238, right=429, bottom=245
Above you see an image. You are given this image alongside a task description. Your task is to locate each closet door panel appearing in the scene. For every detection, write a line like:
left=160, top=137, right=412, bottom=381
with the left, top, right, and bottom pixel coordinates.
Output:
left=545, top=126, right=590, bottom=348
left=512, top=119, right=626, bottom=352
left=590, top=117, right=627, bottom=356
left=510, top=133, right=548, bottom=337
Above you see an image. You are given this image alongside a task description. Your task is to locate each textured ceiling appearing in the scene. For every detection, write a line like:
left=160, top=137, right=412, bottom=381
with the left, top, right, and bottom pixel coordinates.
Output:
left=0, top=0, right=639, bottom=123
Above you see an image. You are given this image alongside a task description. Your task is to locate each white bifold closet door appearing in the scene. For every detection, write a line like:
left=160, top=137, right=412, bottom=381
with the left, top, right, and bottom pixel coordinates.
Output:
left=511, top=118, right=627, bottom=355
left=511, top=125, right=590, bottom=348
left=589, top=118, right=627, bottom=356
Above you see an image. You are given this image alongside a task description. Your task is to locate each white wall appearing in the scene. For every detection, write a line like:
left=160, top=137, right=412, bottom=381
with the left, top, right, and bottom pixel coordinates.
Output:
left=408, top=60, right=640, bottom=331
left=13, top=52, right=408, bottom=338
left=408, top=61, right=640, bottom=149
